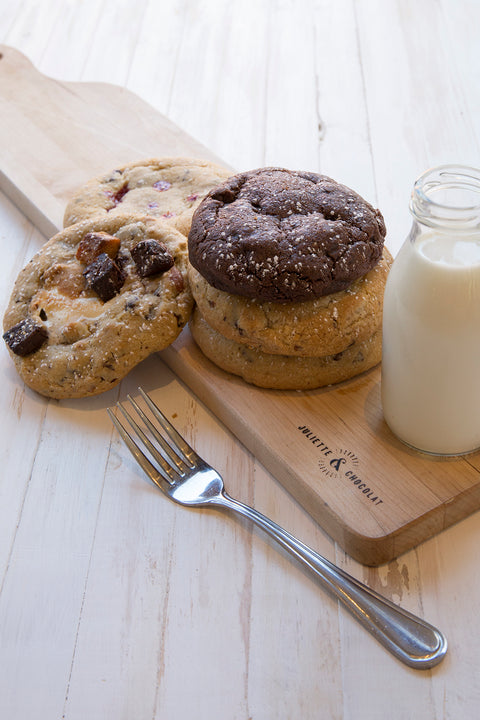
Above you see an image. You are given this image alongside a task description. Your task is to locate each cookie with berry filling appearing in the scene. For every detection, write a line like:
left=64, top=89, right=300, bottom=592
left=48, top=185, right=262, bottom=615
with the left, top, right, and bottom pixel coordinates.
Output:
left=63, top=157, right=232, bottom=236
left=3, top=214, right=193, bottom=399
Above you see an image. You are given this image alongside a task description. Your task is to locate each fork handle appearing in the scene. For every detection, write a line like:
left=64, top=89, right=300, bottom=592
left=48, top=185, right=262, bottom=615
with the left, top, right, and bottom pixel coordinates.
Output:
left=214, top=491, right=447, bottom=669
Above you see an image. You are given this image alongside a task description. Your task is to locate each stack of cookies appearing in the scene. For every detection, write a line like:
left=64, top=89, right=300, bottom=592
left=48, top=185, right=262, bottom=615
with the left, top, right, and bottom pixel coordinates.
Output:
left=2, top=157, right=231, bottom=398
left=3, top=158, right=391, bottom=398
left=187, top=167, right=392, bottom=390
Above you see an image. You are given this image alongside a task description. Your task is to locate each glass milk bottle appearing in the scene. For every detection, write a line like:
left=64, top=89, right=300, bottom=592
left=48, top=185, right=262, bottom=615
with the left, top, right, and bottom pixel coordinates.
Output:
left=381, top=165, right=480, bottom=455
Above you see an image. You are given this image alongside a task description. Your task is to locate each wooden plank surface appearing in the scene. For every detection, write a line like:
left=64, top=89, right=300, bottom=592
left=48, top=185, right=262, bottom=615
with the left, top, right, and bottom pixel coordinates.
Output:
left=1, top=2, right=480, bottom=718
left=1, top=43, right=479, bottom=565
left=0, top=45, right=227, bottom=237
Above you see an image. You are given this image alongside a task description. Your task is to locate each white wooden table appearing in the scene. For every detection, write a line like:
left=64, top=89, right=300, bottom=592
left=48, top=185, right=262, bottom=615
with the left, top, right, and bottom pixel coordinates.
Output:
left=1, top=1, right=479, bottom=718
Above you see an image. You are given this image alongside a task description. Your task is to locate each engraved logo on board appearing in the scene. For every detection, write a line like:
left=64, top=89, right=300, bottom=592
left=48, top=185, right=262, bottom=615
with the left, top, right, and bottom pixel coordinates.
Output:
left=318, top=448, right=359, bottom=478
left=297, top=425, right=384, bottom=507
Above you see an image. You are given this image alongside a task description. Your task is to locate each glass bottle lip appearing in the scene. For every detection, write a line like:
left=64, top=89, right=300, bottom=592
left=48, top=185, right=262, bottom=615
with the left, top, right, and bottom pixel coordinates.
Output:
left=409, top=164, right=480, bottom=232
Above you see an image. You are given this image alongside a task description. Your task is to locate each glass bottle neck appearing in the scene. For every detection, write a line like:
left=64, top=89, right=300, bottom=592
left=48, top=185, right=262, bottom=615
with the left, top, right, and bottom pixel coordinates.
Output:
left=409, top=165, right=480, bottom=235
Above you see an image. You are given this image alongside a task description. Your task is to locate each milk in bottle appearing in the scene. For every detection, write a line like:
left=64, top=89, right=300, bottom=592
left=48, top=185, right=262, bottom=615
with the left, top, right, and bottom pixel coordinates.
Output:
left=381, top=165, right=480, bottom=455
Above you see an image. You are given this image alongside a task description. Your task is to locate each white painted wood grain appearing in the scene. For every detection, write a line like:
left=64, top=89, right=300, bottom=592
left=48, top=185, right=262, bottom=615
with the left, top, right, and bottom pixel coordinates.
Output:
left=356, top=0, right=480, bottom=254
left=1, top=0, right=480, bottom=718
left=0, top=197, right=49, bottom=579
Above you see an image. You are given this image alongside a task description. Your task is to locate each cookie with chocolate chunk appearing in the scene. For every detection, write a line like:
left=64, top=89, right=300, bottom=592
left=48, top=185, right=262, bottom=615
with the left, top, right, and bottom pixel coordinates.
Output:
left=188, top=250, right=392, bottom=357
left=3, top=215, right=193, bottom=399
left=188, top=167, right=386, bottom=303
left=190, top=308, right=382, bottom=390
left=63, top=157, right=232, bottom=236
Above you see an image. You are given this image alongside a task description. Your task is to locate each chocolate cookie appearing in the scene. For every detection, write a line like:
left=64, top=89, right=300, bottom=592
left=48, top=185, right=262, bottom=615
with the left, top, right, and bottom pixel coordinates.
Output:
left=190, top=309, right=382, bottom=389
left=3, top=215, right=193, bottom=399
left=188, top=249, right=392, bottom=357
left=63, top=157, right=232, bottom=236
left=188, top=167, right=386, bottom=303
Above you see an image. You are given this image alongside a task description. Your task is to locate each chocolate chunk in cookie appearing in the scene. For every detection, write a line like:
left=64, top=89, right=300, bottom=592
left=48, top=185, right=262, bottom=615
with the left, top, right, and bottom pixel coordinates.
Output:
left=188, top=167, right=386, bottom=303
left=83, top=253, right=125, bottom=302
left=76, top=231, right=121, bottom=264
left=131, top=239, right=174, bottom=277
left=3, top=318, right=48, bottom=356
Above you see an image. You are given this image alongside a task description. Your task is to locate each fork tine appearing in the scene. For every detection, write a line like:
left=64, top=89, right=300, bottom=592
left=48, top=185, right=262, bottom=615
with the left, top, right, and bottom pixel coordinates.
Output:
left=138, top=387, right=201, bottom=466
left=115, top=401, right=180, bottom=482
left=107, top=408, right=173, bottom=489
left=125, top=395, right=185, bottom=474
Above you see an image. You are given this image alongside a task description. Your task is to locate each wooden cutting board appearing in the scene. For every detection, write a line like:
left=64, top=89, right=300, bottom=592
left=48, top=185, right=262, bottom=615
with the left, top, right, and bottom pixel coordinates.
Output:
left=2, top=44, right=480, bottom=565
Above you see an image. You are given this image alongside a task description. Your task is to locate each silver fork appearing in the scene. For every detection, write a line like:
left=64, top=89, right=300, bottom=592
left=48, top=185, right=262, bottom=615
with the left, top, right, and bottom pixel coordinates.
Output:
left=108, top=387, right=447, bottom=670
